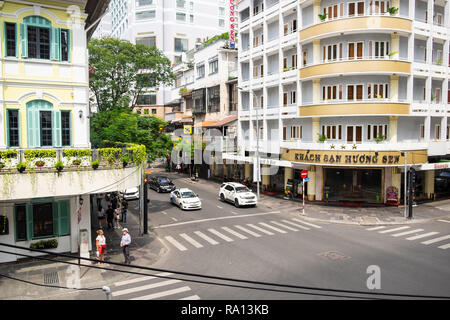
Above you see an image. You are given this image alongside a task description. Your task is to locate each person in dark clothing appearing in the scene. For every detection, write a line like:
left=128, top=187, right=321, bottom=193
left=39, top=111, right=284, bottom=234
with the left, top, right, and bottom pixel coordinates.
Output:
left=111, top=195, right=118, bottom=210
left=106, top=205, right=114, bottom=229
left=120, top=198, right=128, bottom=223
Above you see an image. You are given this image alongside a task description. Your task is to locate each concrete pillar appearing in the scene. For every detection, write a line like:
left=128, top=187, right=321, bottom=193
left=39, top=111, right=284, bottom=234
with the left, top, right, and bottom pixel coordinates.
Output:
left=313, top=39, right=321, bottom=65
left=245, top=162, right=251, bottom=179
left=223, top=160, right=228, bottom=178
left=313, top=0, right=321, bottom=24
left=391, top=167, right=402, bottom=199
left=424, top=170, right=435, bottom=200
left=262, top=165, right=270, bottom=191
left=389, top=116, right=398, bottom=143
left=312, top=79, right=321, bottom=104
left=315, top=166, right=323, bottom=201
left=307, top=165, right=316, bottom=201
left=424, top=116, right=431, bottom=142
left=390, top=34, right=400, bottom=59
left=312, top=117, right=321, bottom=142
left=390, top=74, right=399, bottom=101
left=284, top=167, right=293, bottom=189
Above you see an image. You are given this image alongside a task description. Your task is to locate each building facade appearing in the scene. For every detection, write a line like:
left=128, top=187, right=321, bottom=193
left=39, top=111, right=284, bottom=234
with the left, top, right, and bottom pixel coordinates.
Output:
left=229, top=0, right=450, bottom=204
left=0, top=0, right=142, bottom=263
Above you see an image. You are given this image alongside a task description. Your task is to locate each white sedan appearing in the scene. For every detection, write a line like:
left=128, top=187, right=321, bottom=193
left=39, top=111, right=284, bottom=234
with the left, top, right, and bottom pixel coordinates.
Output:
left=170, top=188, right=202, bottom=210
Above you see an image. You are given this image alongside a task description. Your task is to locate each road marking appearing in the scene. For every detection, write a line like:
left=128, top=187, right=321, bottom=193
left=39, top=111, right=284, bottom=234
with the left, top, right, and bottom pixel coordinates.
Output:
left=366, top=226, right=386, bottom=231
left=231, top=211, right=239, bottom=215
left=217, top=206, right=223, bottom=209
left=179, top=295, right=201, bottom=300
left=259, top=222, right=287, bottom=234
left=247, top=224, right=274, bottom=235
left=114, top=272, right=173, bottom=287
left=194, top=231, right=219, bottom=245
left=378, top=226, right=410, bottom=234
left=171, top=217, right=178, bottom=222
left=165, top=236, right=188, bottom=251
left=270, top=221, right=299, bottom=232
left=179, top=233, right=204, bottom=248
left=222, top=226, right=248, bottom=239
left=130, top=286, right=192, bottom=300
left=391, top=229, right=424, bottom=237
left=406, top=232, right=440, bottom=241
left=161, top=211, right=167, bottom=215
left=291, top=218, right=322, bottom=229
left=234, top=225, right=261, bottom=237
left=421, top=235, right=450, bottom=245
left=438, top=219, right=450, bottom=224
left=207, top=228, right=234, bottom=242
left=154, top=211, right=281, bottom=229
left=281, top=220, right=310, bottom=230
left=113, top=279, right=182, bottom=297
left=438, top=243, right=450, bottom=249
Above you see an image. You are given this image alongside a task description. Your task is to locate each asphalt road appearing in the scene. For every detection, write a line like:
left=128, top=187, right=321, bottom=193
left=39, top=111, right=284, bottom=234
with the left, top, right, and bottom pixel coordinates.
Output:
left=104, top=172, right=450, bottom=301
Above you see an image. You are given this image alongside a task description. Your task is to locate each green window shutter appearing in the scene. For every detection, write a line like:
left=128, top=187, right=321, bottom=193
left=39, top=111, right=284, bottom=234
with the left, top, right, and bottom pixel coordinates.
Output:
left=53, top=110, right=61, bottom=147
left=50, top=27, right=61, bottom=61
left=26, top=204, right=33, bottom=240
left=57, top=200, right=70, bottom=236
left=52, top=202, right=59, bottom=236
left=67, top=29, right=71, bottom=62
left=20, top=23, right=27, bottom=58
left=27, top=108, right=40, bottom=148
left=6, top=110, right=10, bottom=148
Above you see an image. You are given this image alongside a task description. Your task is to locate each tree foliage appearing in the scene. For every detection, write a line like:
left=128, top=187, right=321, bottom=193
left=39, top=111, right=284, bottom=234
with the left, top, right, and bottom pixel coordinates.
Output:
left=88, top=37, right=175, bottom=112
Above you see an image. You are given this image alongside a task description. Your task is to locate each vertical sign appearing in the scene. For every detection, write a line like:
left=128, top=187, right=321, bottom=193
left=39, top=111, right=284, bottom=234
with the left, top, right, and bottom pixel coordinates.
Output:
left=230, top=0, right=236, bottom=48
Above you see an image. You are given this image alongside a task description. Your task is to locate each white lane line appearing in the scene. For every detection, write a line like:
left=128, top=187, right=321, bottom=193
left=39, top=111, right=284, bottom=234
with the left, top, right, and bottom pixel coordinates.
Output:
left=113, top=279, right=182, bottom=297
left=421, top=235, right=450, bottom=245
left=366, top=226, right=386, bottom=231
left=438, top=219, right=450, bottom=224
left=234, top=225, right=261, bottom=237
left=161, top=211, right=167, bottom=215
left=179, top=233, right=204, bottom=248
left=281, top=220, right=310, bottom=230
left=438, top=243, right=450, bottom=249
left=154, top=211, right=281, bottom=229
left=406, top=232, right=440, bottom=241
left=291, top=218, right=322, bottom=229
left=164, top=236, right=188, bottom=251
left=194, top=231, right=219, bottom=245
left=115, top=272, right=173, bottom=287
left=270, top=221, right=299, bottom=232
left=217, top=206, right=223, bottom=209
left=130, top=286, right=192, bottom=300
left=378, top=226, right=410, bottom=234
left=391, top=229, right=424, bottom=237
left=171, top=217, right=178, bottom=222
left=208, top=228, right=234, bottom=242
left=222, top=226, right=248, bottom=239
left=247, top=224, right=274, bottom=235
left=179, top=295, right=201, bottom=300
left=231, top=211, right=239, bottom=215
left=258, top=222, right=287, bottom=234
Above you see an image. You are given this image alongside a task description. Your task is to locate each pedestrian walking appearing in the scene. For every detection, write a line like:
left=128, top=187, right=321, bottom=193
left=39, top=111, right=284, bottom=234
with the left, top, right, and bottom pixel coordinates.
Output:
left=120, top=228, right=131, bottom=264
left=120, top=198, right=128, bottom=223
left=114, top=207, right=121, bottom=229
left=97, top=205, right=105, bottom=228
left=111, top=194, right=118, bottom=210
left=96, top=229, right=106, bottom=264
left=106, top=204, right=114, bottom=229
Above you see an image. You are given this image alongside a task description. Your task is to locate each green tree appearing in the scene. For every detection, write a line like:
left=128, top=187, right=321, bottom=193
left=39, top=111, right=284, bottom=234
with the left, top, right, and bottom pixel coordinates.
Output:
left=88, top=37, right=175, bottom=112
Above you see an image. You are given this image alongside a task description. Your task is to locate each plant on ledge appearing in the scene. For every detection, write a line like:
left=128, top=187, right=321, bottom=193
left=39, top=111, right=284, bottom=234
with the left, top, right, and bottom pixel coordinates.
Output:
left=318, top=12, right=327, bottom=21
left=17, top=162, right=26, bottom=173
left=387, top=7, right=398, bottom=15
left=318, top=133, right=327, bottom=142
left=30, top=239, right=58, bottom=249
left=35, top=160, right=45, bottom=168
left=72, top=159, right=82, bottom=166
left=374, top=133, right=387, bottom=144
left=55, top=161, right=63, bottom=173
left=0, top=162, right=4, bottom=170
left=91, top=160, right=100, bottom=170
left=122, top=156, right=130, bottom=168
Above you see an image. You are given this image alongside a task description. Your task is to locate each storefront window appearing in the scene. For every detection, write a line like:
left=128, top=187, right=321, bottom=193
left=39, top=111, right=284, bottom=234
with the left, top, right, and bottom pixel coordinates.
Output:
left=33, top=203, right=53, bottom=238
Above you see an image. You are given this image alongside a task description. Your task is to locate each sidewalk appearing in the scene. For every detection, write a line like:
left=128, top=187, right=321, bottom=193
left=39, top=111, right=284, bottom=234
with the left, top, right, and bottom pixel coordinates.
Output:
left=159, top=167, right=450, bottom=226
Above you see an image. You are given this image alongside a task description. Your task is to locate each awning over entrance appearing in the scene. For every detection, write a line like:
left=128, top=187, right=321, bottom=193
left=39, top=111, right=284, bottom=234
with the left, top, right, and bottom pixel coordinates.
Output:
left=193, top=120, right=217, bottom=128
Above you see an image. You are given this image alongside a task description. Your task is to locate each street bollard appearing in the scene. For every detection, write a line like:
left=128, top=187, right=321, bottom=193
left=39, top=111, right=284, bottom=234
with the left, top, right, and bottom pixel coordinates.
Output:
left=103, top=286, right=112, bottom=300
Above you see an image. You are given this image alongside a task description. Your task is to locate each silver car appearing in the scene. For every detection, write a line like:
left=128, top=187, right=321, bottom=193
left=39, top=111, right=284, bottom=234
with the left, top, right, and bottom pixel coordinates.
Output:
left=170, top=188, right=202, bottom=210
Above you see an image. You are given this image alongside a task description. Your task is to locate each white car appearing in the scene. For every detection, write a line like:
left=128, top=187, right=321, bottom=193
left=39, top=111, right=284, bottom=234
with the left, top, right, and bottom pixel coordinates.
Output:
left=120, top=187, right=139, bottom=200
left=219, top=182, right=257, bottom=208
left=170, top=188, right=202, bottom=210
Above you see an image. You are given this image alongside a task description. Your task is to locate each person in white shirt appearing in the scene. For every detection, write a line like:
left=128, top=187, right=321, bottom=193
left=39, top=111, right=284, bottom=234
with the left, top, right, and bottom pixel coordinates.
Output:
left=120, top=228, right=131, bottom=264
left=97, top=206, right=105, bottom=228
left=114, top=207, right=121, bottom=229
left=96, top=229, right=106, bottom=264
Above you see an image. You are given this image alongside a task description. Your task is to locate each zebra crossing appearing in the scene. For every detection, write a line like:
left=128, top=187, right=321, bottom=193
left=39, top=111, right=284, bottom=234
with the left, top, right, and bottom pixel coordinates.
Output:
left=111, top=272, right=200, bottom=300
left=366, top=225, right=450, bottom=250
left=162, top=218, right=322, bottom=252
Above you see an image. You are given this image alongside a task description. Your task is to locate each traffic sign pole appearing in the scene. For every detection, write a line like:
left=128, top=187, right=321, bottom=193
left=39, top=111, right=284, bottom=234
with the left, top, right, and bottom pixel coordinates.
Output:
left=302, top=179, right=305, bottom=215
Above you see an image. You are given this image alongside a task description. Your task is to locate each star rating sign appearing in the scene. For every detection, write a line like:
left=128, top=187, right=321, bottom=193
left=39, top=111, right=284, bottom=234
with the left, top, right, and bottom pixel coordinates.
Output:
left=341, top=145, right=346, bottom=149
left=352, top=144, right=357, bottom=149
left=330, top=144, right=335, bottom=149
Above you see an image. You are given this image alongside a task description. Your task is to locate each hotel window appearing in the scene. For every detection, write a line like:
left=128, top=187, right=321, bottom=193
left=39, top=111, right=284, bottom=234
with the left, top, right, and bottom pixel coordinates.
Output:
left=197, top=64, right=205, bottom=78
left=209, top=58, right=219, bottom=74
left=136, top=10, right=156, bottom=20
left=348, top=42, right=363, bottom=60
left=137, top=94, right=157, bottom=105
left=60, top=29, right=69, bottom=61
left=61, top=111, right=71, bottom=146
left=347, top=84, right=363, bottom=100
left=190, top=14, right=194, bottom=23
left=321, top=125, right=342, bottom=140
left=136, top=0, right=154, bottom=6
left=283, top=91, right=296, bottom=105
left=5, top=23, right=17, bottom=57
left=348, top=2, right=364, bottom=16
left=291, top=19, right=297, bottom=32
left=323, top=4, right=342, bottom=20
left=346, top=125, right=363, bottom=143
left=40, top=111, right=53, bottom=147
left=323, top=44, right=341, bottom=62
left=176, top=12, right=187, bottom=22
left=190, top=1, right=194, bottom=11
left=177, top=0, right=186, bottom=9
left=435, top=88, right=441, bottom=104
left=290, top=91, right=296, bottom=104
left=368, top=83, right=389, bottom=99
left=369, top=1, right=388, bottom=15
left=284, top=24, right=289, bottom=36
left=174, top=38, right=188, bottom=52
left=219, top=7, right=225, bottom=16
left=435, top=125, right=441, bottom=140
left=303, top=50, right=308, bottom=66
left=447, top=126, right=449, bottom=140
left=207, top=85, right=220, bottom=113
left=322, top=85, right=343, bottom=101
left=367, top=124, right=388, bottom=140
left=369, top=41, right=389, bottom=58
left=27, top=26, right=50, bottom=59
left=7, top=110, right=20, bottom=147
left=291, top=126, right=302, bottom=139
left=219, top=19, right=225, bottom=27
left=136, top=36, right=156, bottom=48
left=292, top=54, right=297, bottom=68
left=420, top=124, right=425, bottom=140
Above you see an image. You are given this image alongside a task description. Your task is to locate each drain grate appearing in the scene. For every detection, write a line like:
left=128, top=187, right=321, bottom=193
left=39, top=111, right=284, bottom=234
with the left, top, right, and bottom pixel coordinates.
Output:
left=318, top=251, right=350, bottom=261
left=43, top=271, right=59, bottom=285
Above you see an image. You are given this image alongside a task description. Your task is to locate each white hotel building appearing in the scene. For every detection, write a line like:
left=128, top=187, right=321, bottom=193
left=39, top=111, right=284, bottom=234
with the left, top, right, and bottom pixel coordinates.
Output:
left=229, top=0, right=450, bottom=204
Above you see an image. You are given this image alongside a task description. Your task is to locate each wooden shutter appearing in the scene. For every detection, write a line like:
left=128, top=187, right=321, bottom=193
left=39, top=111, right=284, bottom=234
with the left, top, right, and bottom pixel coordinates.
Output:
left=58, top=200, right=70, bottom=236
left=53, top=110, right=61, bottom=147
left=357, top=2, right=364, bottom=15
left=347, top=85, right=354, bottom=100
left=283, top=127, right=287, bottom=140
left=27, top=107, right=39, bottom=148
left=368, top=125, right=371, bottom=140
left=349, top=3, right=355, bottom=16
left=20, top=23, right=28, bottom=58
left=356, top=126, right=362, bottom=142
left=356, top=85, right=363, bottom=100
left=284, top=24, right=288, bottom=36
left=357, top=42, right=363, bottom=59
left=347, top=126, right=353, bottom=142
left=283, top=92, right=288, bottom=105
left=348, top=43, right=355, bottom=60
left=50, top=27, right=61, bottom=61
left=26, top=204, right=33, bottom=240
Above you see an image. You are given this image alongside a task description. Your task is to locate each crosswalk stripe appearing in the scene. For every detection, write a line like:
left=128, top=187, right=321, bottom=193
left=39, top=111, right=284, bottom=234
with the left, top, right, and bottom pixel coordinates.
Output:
left=113, top=279, right=182, bottom=297
left=366, top=226, right=386, bottom=231
left=421, top=235, right=450, bottom=245
left=437, top=219, right=450, bottom=223
left=281, top=220, right=310, bottom=230
left=180, top=233, right=204, bottom=248
left=130, top=286, right=192, bottom=300
left=234, top=225, right=261, bottom=237
left=222, top=226, right=248, bottom=239
left=270, top=221, right=298, bottom=232
left=291, top=218, right=322, bottom=229
left=438, top=243, right=450, bottom=249
left=259, top=222, right=287, bottom=234
left=194, top=231, right=219, bottom=245
left=247, top=224, right=274, bottom=235
left=115, top=272, right=173, bottom=287
left=378, top=226, right=410, bottom=234
left=165, top=236, right=188, bottom=251
left=406, top=232, right=440, bottom=241
left=391, top=229, right=424, bottom=237
left=208, top=228, right=234, bottom=242
left=179, top=295, right=201, bottom=300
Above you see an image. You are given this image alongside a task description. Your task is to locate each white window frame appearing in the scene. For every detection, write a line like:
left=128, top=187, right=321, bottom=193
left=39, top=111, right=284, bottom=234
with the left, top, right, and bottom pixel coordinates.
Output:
left=322, top=85, right=343, bottom=101
left=323, top=43, right=340, bottom=62
left=369, top=40, right=390, bottom=58
left=321, top=125, right=343, bottom=140
left=348, top=2, right=365, bottom=17
left=348, top=41, right=364, bottom=60
left=290, top=125, right=302, bottom=140
left=369, top=0, right=389, bottom=15
left=346, top=125, right=363, bottom=143
left=435, top=124, right=441, bottom=140
left=347, top=84, right=364, bottom=101
left=367, top=124, right=388, bottom=141
left=368, top=83, right=389, bottom=99
left=290, top=91, right=296, bottom=105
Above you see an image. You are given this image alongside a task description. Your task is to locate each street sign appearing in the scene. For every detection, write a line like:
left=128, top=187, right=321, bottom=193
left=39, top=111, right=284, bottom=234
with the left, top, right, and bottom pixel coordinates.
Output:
left=300, top=170, right=308, bottom=179
left=183, top=125, right=192, bottom=135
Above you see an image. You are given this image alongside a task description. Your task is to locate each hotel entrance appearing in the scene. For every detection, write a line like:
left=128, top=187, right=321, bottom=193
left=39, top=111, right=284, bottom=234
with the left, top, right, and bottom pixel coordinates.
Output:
left=323, top=168, right=383, bottom=203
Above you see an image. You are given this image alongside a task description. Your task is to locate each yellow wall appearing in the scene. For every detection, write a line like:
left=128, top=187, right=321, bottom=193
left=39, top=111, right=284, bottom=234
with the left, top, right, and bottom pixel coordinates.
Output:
left=299, top=103, right=410, bottom=117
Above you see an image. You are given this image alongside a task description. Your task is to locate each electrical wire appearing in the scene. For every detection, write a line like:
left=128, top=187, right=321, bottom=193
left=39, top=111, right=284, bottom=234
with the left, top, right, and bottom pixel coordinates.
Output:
left=2, top=243, right=449, bottom=300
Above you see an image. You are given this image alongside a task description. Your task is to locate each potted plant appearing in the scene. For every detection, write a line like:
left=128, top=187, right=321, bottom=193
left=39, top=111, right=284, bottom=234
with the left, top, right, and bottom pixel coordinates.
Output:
left=318, top=12, right=327, bottom=21
left=91, top=160, right=99, bottom=170
left=387, top=7, right=398, bottom=15
left=0, top=162, right=4, bottom=170
left=55, top=161, right=63, bottom=173
left=386, top=51, right=398, bottom=59
left=436, top=59, right=442, bottom=65
left=318, top=133, right=327, bottom=142
left=35, top=160, right=45, bottom=168
left=72, top=159, right=81, bottom=167
left=17, top=162, right=26, bottom=173
left=122, top=156, right=130, bottom=168
left=374, top=133, right=387, bottom=144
